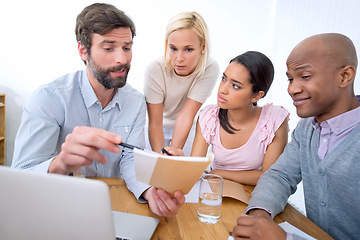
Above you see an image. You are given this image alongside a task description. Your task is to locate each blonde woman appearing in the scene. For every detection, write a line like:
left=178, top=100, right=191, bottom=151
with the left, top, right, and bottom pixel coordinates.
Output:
left=144, top=12, right=219, bottom=154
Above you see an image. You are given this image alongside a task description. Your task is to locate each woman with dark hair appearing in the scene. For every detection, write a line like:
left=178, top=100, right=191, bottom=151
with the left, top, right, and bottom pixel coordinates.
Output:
left=169, top=51, right=289, bottom=185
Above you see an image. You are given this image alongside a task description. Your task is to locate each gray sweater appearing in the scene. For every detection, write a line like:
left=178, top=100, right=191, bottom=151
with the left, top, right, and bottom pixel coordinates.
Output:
left=248, top=117, right=360, bottom=240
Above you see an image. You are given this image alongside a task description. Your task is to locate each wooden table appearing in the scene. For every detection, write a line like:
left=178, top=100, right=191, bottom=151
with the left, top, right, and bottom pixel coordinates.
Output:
left=94, top=178, right=333, bottom=239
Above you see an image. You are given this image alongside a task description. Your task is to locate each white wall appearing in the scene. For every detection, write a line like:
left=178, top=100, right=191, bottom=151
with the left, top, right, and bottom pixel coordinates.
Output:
left=1, top=0, right=360, bottom=214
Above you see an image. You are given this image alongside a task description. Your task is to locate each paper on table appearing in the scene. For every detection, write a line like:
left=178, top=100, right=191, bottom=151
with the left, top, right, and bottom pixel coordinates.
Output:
left=222, top=179, right=249, bottom=204
left=185, top=179, right=250, bottom=204
left=134, top=148, right=213, bottom=195
left=228, top=221, right=316, bottom=240
left=279, top=221, right=316, bottom=240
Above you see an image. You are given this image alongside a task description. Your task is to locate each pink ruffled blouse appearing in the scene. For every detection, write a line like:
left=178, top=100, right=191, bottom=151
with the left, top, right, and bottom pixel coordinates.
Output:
left=199, top=104, right=289, bottom=171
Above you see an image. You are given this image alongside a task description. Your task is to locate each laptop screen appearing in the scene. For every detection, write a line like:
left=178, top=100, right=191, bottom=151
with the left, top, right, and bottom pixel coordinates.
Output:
left=0, top=166, right=158, bottom=240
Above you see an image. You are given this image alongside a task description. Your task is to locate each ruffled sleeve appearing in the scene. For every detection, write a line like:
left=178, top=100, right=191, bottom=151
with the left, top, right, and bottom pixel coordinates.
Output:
left=199, top=104, right=220, bottom=144
left=258, top=104, right=290, bottom=152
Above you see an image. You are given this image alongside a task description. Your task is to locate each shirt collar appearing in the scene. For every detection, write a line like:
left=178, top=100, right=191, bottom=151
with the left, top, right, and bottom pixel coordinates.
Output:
left=327, top=106, right=360, bottom=135
left=80, top=69, right=121, bottom=111
left=311, top=104, right=360, bottom=135
left=108, top=88, right=121, bottom=111
left=80, top=69, right=99, bottom=108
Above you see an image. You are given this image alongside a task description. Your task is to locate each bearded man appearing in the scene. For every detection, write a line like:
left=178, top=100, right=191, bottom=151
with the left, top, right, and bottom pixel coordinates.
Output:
left=12, top=3, right=184, bottom=218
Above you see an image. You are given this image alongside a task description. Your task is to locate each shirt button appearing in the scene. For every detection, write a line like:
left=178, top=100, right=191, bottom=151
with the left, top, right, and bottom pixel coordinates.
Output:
left=320, top=201, right=326, bottom=206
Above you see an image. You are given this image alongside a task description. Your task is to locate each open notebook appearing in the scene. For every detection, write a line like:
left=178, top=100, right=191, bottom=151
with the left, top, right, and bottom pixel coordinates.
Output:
left=0, top=166, right=158, bottom=240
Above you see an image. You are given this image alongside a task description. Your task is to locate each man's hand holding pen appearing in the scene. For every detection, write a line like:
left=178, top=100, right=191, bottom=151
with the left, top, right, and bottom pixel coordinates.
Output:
left=49, top=126, right=122, bottom=175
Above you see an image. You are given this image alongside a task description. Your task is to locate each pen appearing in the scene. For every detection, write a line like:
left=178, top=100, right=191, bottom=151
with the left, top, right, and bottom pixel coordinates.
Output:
left=161, top=147, right=173, bottom=156
left=118, top=142, right=144, bottom=150
left=119, top=142, right=172, bottom=156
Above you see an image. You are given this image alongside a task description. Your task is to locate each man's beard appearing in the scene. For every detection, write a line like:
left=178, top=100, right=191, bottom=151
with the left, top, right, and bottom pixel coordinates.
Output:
left=88, top=56, right=130, bottom=89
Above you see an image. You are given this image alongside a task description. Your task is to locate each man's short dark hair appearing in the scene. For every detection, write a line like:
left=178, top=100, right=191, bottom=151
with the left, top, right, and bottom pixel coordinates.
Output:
left=75, top=3, right=136, bottom=56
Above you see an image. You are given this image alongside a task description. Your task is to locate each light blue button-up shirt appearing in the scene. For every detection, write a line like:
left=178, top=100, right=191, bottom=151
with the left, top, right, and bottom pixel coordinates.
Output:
left=12, top=69, right=150, bottom=200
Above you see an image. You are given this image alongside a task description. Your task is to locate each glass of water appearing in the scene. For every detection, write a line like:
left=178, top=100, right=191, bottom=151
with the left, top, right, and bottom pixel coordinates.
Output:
left=197, top=174, right=223, bottom=224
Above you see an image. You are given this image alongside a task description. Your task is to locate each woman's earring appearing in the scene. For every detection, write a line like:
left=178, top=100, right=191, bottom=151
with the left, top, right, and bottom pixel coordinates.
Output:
left=202, top=50, right=205, bottom=54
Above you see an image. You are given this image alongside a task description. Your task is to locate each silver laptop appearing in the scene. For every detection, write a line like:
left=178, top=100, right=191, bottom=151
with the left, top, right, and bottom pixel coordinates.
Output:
left=0, top=166, right=158, bottom=240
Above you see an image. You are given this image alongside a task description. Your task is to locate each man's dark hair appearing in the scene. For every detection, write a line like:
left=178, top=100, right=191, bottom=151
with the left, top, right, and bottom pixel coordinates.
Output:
left=75, top=3, right=136, bottom=63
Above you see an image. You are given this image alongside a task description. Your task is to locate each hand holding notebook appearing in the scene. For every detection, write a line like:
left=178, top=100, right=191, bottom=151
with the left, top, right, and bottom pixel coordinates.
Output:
left=133, top=148, right=213, bottom=194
